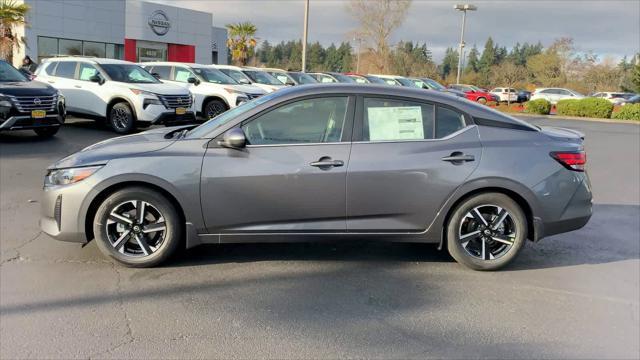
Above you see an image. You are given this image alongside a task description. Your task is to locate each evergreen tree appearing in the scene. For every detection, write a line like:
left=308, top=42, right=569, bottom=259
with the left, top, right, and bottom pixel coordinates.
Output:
left=465, top=45, right=479, bottom=73
left=478, top=37, right=496, bottom=72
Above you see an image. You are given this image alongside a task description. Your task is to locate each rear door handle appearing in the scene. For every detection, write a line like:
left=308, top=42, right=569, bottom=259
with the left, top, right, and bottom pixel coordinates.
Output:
left=310, top=159, right=344, bottom=168
left=442, top=152, right=475, bottom=163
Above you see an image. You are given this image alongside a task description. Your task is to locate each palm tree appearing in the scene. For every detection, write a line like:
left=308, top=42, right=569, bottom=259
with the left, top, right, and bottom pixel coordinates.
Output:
left=0, top=0, right=29, bottom=64
left=226, top=22, right=257, bottom=66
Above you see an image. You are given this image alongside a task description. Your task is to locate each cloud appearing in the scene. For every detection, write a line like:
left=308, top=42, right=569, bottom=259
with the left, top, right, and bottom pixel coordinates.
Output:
left=152, top=0, right=640, bottom=61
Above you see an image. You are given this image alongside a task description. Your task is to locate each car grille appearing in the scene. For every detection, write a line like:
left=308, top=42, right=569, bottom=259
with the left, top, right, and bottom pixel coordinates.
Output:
left=9, top=95, right=57, bottom=112
left=158, top=94, right=192, bottom=109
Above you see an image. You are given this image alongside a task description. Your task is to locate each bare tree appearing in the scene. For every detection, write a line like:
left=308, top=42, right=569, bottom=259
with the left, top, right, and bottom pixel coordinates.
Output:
left=346, top=0, right=411, bottom=73
left=492, top=61, right=526, bottom=106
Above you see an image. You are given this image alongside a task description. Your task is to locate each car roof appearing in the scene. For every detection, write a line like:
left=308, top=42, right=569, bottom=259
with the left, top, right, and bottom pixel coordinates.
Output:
left=140, top=61, right=207, bottom=68
left=44, top=57, right=132, bottom=65
left=369, top=74, right=405, bottom=79
left=213, top=64, right=242, bottom=70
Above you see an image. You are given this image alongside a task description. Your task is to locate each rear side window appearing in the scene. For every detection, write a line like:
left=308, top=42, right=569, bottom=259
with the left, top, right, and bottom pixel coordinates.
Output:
left=435, top=106, right=465, bottom=138
left=55, top=61, right=77, bottom=78
left=41, top=62, right=57, bottom=76
left=363, top=98, right=435, bottom=141
left=150, top=66, right=171, bottom=79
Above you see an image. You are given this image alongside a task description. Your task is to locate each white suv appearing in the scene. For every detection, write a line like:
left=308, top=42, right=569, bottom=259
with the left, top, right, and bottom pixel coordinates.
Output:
left=141, top=62, right=266, bottom=120
left=35, top=57, right=195, bottom=133
left=490, top=87, right=518, bottom=102
left=530, top=88, right=584, bottom=104
left=212, top=65, right=286, bottom=93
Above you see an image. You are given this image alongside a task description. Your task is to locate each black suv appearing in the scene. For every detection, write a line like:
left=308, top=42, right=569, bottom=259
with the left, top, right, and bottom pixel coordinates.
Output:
left=1, top=60, right=65, bottom=138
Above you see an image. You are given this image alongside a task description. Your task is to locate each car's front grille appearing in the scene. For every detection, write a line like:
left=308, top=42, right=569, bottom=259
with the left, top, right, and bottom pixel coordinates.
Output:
left=158, top=94, right=192, bottom=109
left=9, top=95, right=57, bottom=112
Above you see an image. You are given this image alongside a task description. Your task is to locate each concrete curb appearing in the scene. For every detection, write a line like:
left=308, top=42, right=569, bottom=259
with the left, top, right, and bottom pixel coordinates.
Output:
left=510, top=112, right=640, bottom=125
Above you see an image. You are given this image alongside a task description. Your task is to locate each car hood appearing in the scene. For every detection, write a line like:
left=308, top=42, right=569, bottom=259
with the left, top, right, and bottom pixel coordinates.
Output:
left=127, top=82, right=189, bottom=95
left=49, top=126, right=191, bottom=169
left=228, top=84, right=267, bottom=95
left=0, top=80, right=57, bottom=96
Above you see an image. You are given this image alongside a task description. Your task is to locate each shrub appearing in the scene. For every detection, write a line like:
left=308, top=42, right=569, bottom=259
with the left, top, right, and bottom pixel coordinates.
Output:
left=494, top=103, right=524, bottom=113
left=556, top=98, right=614, bottom=118
left=525, top=99, right=551, bottom=115
left=612, top=104, right=640, bottom=121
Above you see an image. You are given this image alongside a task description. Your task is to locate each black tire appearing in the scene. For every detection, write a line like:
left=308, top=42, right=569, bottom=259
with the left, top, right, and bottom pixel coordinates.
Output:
left=476, top=97, right=487, bottom=104
left=33, top=126, right=59, bottom=138
left=203, top=99, right=227, bottom=119
left=447, top=193, right=526, bottom=271
left=108, top=102, right=136, bottom=134
left=93, top=187, right=182, bottom=267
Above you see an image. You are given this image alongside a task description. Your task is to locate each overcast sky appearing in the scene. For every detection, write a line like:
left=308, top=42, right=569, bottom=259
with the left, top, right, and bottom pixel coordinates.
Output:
left=155, top=0, right=640, bottom=62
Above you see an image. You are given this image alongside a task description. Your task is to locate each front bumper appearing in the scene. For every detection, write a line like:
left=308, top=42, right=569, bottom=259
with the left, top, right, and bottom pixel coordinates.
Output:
left=0, top=113, right=64, bottom=131
left=136, top=103, right=196, bottom=125
left=41, top=180, right=95, bottom=244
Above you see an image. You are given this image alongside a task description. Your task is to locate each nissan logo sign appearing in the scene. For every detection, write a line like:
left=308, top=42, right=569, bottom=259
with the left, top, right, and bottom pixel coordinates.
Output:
left=33, top=98, right=41, bottom=105
left=148, top=10, right=170, bottom=36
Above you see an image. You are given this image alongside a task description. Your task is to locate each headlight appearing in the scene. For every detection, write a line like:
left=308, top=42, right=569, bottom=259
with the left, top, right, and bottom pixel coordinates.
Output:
left=45, top=166, right=103, bottom=186
left=0, top=93, right=12, bottom=108
left=223, top=87, right=245, bottom=95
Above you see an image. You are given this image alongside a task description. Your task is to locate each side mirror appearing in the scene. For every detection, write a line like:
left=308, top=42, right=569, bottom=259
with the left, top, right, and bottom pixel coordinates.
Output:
left=89, top=75, right=104, bottom=85
left=218, top=128, right=246, bottom=149
left=285, top=80, right=295, bottom=86
left=151, top=72, right=161, bottom=79
left=187, top=77, right=200, bottom=85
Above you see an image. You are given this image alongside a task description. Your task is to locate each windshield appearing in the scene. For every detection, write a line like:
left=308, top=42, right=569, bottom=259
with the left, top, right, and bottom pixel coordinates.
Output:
left=364, top=76, right=387, bottom=84
left=0, top=61, right=28, bottom=82
left=101, top=64, right=160, bottom=84
left=396, top=77, right=417, bottom=87
left=243, top=70, right=283, bottom=85
left=331, top=73, right=356, bottom=83
left=288, top=72, right=317, bottom=84
left=187, top=91, right=280, bottom=138
left=193, top=67, right=237, bottom=84
left=469, top=85, right=483, bottom=92
left=220, top=68, right=252, bottom=84
left=423, top=79, right=446, bottom=90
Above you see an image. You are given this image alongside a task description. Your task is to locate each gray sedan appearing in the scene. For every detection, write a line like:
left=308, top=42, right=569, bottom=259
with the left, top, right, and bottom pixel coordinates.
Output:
left=41, top=84, right=592, bottom=270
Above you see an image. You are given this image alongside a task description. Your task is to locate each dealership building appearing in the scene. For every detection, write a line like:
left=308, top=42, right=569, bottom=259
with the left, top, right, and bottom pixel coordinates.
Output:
left=13, top=0, right=228, bottom=67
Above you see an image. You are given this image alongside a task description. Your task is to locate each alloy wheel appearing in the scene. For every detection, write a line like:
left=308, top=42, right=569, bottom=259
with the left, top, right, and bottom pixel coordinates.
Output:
left=112, top=107, right=130, bottom=130
left=206, top=102, right=226, bottom=119
left=106, top=200, right=167, bottom=257
left=458, top=204, right=517, bottom=261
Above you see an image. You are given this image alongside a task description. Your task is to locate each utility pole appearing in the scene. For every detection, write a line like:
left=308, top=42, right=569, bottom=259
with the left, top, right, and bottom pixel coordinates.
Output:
left=301, top=0, right=309, bottom=72
left=354, top=36, right=362, bottom=73
left=454, top=4, right=477, bottom=84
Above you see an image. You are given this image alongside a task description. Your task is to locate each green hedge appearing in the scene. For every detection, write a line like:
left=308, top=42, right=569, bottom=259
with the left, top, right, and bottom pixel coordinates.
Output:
left=556, top=98, right=614, bottom=118
left=612, top=104, right=640, bottom=121
left=525, top=99, right=551, bottom=115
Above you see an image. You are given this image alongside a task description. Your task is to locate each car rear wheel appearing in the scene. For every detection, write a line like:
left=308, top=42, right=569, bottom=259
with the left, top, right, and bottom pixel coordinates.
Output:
left=93, top=187, right=182, bottom=267
left=476, top=97, right=487, bottom=104
left=33, top=126, right=59, bottom=138
left=204, top=99, right=227, bottom=119
left=109, top=102, right=136, bottom=134
left=447, top=193, right=526, bottom=271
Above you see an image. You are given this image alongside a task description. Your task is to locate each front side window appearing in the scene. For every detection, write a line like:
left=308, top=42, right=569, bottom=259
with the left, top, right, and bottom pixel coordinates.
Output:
left=242, top=97, right=348, bottom=145
left=100, top=64, right=160, bottom=84
left=243, top=70, right=283, bottom=85
left=193, top=67, right=236, bottom=84
left=54, top=61, right=77, bottom=79
left=363, top=98, right=434, bottom=141
left=78, top=63, right=99, bottom=81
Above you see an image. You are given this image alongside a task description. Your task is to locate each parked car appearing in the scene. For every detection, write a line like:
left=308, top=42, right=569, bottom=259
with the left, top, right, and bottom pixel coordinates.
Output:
left=412, top=78, right=466, bottom=98
left=35, top=57, right=195, bottom=134
left=0, top=60, right=66, bottom=138
left=369, top=74, right=417, bottom=87
left=448, top=84, right=499, bottom=104
left=344, top=73, right=388, bottom=85
left=517, top=90, right=531, bottom=103
left=308, top=72, right=356, bottom=83
left=530, top=88, right=584, bottom=104
left=141, top=62, right=265, bottom=120
left=591, top=92, right=635, bottom=105
left=489, top=88, right=518, bottom=103
left=41, top=84, right=592, bottom=271
left=259, top=68, right=318, bottom=86
left=621, top=94, right=640, bottom=105
left=213, top=65, right=285, bottom=93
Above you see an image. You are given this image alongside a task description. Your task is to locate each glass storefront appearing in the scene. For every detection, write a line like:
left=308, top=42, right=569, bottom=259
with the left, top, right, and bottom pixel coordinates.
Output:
left=37, top=36, right=124, bottom=62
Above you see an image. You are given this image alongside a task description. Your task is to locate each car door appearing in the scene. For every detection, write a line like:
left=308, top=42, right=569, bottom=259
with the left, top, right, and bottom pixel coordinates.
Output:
left=346, top=96, right=481, bottom=232
left=74, top=62, right=108, bottom=116
left=200, top=95, right=354, bottom=234
left=49, top=61, right=79, bottom=112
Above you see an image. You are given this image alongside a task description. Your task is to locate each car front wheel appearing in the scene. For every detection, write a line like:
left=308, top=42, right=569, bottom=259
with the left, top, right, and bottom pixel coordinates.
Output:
left=93, top=187, right=182, bottom=267
left=109, top=102, right=136, bottom=134
left=203, top=99, right=228, bottom=119
left=447, top=193, right=526, bottom=271
left=476, top=97, right=487, bottom=104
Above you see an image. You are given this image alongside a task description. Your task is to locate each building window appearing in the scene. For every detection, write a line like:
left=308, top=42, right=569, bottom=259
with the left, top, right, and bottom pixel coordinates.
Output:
left=36, top=36, right=124, bottom=62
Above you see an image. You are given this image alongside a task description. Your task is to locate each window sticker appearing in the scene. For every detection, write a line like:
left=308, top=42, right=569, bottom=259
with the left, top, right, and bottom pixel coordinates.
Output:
left=79, top=67, right=96, bottom=80
left=367, top=106, right=424, bottom=141
left=175, top=70, right=191, bottom=82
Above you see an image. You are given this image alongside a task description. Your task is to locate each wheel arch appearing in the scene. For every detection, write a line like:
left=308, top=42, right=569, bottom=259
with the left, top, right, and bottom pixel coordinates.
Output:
left=106, top=97, right=138, bottom=121
left=435, top=179, right=541, bottom=250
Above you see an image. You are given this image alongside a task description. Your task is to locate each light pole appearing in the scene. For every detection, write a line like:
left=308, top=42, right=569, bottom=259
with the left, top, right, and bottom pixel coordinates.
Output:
left=301, top=0, right=309, bottom=72
left=353, top=36, right=362, bottom=73
left=454, top=4, right=477, bottom=84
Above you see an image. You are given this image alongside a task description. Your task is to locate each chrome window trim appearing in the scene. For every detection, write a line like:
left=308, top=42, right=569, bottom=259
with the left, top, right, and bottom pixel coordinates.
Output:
left=352, top=125, right=475, bottom=145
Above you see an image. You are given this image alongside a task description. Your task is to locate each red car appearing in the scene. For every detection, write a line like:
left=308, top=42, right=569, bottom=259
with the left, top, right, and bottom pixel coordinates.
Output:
left=448, top=84, right=499, bottom=104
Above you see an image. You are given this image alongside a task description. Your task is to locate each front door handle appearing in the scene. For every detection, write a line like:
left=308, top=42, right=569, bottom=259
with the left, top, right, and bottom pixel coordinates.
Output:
left=47, top=81, right=55, bottom=84
left=74, top=85, right=82, bottom=88
left=442, top=152, right=475, bottom=164
left=310, top=158, right=344, bottom=168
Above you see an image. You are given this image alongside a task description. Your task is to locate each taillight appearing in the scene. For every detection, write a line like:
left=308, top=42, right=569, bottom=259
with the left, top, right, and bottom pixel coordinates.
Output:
left=550, top=151, right=586, bottom=171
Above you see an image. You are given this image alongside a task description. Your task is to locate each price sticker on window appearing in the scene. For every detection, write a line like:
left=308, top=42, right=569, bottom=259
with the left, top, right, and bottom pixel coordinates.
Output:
left=367, top=106, right=424, bottom=141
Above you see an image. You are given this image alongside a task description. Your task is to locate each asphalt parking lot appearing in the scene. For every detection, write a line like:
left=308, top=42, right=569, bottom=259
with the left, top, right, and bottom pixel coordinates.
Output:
left=1, top=117, right=638, bottom=359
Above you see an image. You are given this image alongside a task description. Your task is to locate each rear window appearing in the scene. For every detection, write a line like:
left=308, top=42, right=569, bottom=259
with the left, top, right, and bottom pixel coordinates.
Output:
left=55, top=61, right=77, bottom=79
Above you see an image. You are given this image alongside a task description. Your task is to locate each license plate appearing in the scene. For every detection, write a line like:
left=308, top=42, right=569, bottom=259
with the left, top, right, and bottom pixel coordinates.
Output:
left=175, top=107, right=186, bottom=115
left=31, top=110, right=46, bottom=119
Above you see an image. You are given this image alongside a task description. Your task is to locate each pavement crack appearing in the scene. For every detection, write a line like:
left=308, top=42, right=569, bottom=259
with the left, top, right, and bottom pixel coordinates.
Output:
left=0, top=231, right=41, bottom=265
